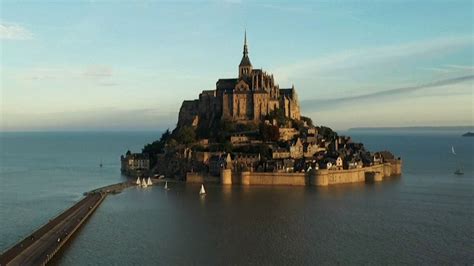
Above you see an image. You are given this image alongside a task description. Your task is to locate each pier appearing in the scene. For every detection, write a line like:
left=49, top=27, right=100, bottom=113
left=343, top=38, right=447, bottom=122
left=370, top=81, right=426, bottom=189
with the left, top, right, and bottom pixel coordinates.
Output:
left=0, top=181, right=135, bottom=266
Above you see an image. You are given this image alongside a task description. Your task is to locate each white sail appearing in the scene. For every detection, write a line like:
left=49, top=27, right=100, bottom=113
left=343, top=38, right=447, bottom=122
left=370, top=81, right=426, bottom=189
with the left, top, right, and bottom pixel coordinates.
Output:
left=136, top=177, right=141, bottom=185
left=164, top=181, right=168, bottom=190
left=451, top=146, right=456, bottom=155
left=141, top=179, right=147, bottom=187
left=200, top=184, right=206, bottom=195
left=147, top=177, right=152, bottom=185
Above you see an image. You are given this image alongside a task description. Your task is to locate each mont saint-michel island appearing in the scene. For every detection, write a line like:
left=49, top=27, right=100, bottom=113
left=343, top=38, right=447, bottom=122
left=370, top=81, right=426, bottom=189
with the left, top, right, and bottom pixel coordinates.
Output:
left=121, top=34, right=402, bottom=186
left=3, top=1, right=474, bottom=264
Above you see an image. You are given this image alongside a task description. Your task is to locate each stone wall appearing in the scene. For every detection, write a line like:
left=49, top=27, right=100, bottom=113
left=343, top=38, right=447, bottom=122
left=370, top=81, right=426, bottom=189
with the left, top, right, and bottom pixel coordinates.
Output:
left=186, top=172, right=219, bottom=183
left=186, top=160, right=402, bottom=187
left=186, top=172, right=205, bottom=183
left=309, top=162, right=400, bottom=186
left=238, top=171, right=307, bottom=186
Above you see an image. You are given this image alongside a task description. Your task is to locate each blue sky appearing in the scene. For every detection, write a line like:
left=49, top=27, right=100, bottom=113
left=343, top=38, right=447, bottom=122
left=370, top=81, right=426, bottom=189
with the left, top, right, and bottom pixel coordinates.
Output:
left=1, top=0, right=473, bottom=131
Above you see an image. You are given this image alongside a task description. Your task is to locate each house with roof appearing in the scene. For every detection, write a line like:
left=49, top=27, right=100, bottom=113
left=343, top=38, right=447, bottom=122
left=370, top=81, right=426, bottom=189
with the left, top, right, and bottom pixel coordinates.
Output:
left=290, top=138, right=304, bottom=158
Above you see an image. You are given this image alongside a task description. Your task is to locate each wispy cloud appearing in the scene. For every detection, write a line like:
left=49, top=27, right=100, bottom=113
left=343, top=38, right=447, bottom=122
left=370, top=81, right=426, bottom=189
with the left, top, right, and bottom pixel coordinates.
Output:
left=82, top=65, right=113, bottom=78
left=99, top=82, right=119, bottom=87
left=0, top=23, right=33, bottom=40
left=220, top=0, right=242, bottom=4
left=1, top=107, right=176, bottom=131
left=301, top=75, right=474, bottom=111
left=19, top=65, right=114, bottom=81
left=420, top=64, right=474, bottom=74
left=261, top=3, right=314, bottom=14
left=274, top=35, right=474, bottom=84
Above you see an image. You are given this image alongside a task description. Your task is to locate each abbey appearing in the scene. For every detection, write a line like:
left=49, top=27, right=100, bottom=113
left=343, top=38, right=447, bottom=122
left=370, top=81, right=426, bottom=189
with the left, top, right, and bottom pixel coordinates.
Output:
left=178, top=32, right=301, bottom=129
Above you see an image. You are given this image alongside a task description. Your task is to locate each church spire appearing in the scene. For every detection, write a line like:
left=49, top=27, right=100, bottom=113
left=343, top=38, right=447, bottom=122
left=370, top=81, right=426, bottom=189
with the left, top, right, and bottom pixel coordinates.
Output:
left=243, top=30, right=248, bottom=56
left=239, top=30, right=252, bottom=78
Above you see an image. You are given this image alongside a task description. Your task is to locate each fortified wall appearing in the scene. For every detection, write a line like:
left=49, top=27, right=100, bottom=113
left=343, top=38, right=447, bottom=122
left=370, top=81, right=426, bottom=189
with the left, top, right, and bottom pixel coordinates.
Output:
left=187, top=160, right=402, bottom=187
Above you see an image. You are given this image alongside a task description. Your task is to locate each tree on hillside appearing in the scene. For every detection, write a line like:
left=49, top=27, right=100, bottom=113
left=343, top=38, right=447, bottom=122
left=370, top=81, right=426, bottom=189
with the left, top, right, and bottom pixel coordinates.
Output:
left=266, top=108, right=288, bottom=126
left=259, top=123, right=280, bottom=142
left=174, top=126, right=196, bottom=145
left=214, top=119, right=236, bottom=142
left=300, top=116, right=314, bottom=127
left=142, top=129, right=171, bottom=155
left=318, top=126, right=338, bottom=140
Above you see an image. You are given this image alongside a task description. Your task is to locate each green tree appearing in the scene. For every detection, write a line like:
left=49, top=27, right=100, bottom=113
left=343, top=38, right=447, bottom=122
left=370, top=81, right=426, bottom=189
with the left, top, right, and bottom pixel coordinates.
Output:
left=175, top=126, right=196, bottom=145
left=300, top=116, right=314, bottom=127
left=222, top=141, right=233, bottom=153
left=259, top=123, right=280, bottom=142
left=214, top=119, right=236, bottom=142
left=318, top=126, right=338, bottom=139
left=266, top=108, right=288, bottom=126
left=293, top=119, right=305, bottom=132
left=142, top=129, right=171, bottom=154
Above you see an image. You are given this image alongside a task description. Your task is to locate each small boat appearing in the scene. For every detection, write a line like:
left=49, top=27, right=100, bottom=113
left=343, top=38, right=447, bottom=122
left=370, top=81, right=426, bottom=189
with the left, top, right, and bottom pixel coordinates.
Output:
left=147, top=177, right=152, bottom=186
left=141, top=179, right=148, bottom=188
left=199, top=184, right=206, bottom=195
left=100, top=160, right=103, bottom=168
left=451, top=146, right=464, bottom=176
left=164, top=181, right=169, bottom=190
left=454, top=169, right=464, bottom=175
left=136, top=177, right=141, bottom=185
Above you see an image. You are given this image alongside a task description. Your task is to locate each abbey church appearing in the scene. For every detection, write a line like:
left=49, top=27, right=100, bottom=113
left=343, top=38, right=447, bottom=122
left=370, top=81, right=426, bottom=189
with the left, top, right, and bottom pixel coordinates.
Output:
left=178, top=32, right=301, bottom=129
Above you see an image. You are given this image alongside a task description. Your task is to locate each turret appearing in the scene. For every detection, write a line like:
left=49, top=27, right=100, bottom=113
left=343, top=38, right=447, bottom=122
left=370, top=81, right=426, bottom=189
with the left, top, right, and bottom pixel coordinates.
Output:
left=239, top=30, right=252, bottom=78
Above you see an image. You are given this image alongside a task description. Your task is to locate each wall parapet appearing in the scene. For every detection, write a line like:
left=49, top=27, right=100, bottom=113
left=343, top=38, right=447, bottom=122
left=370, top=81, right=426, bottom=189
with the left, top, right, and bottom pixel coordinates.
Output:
left=187, top=161, right=402, bottom=187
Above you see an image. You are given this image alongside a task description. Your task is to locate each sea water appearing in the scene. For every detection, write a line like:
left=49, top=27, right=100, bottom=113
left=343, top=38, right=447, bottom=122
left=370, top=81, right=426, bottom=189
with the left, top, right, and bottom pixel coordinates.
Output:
left=0, top=130, right=472, bottom=264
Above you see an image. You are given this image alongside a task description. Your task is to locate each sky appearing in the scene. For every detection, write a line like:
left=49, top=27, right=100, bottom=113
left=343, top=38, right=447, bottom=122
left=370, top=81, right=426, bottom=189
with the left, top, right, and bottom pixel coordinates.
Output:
left=1, top=0, right=473, bottom=131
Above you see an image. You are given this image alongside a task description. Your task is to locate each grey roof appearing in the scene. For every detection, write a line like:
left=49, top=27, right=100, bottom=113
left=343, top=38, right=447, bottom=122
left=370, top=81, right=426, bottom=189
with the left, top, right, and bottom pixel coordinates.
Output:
left=239, top=55, right=252, bottom=67
left=216, top=78, right=238, bottom=90
left=279, top=88, right=294, bottom=95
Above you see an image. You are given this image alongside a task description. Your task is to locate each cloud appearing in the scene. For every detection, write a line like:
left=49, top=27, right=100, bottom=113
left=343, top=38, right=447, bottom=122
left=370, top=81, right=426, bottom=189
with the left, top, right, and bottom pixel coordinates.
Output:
left=273, top=35, right=474, bottom=84
left=420, top=64, right=474, bottom=74
left=222, top=0, right=242, bottom=4
left=261, top=3, right=313, bottom=14
left=301, top=75, right=474, bottom=111
left=1, top=107, right=176, bottom=131
left=82, top=65, right=113, bottom=78
left=99, top=82, right=119, bottom=87
left=0, top=23, right=33, bottom=40
left=18, top=65, right=114, bottom=81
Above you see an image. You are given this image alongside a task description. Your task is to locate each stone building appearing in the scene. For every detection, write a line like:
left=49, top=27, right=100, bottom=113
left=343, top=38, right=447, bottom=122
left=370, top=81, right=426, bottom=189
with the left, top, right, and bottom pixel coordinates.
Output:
left=279, top=127, right=299, bottom=141
left=120, top=151, right=150, bottom=176
left=289, top=138, right=304, bottom=159
left=177, top=32, right=301, bottom=130
left=230, top=134, right=250, bottom=144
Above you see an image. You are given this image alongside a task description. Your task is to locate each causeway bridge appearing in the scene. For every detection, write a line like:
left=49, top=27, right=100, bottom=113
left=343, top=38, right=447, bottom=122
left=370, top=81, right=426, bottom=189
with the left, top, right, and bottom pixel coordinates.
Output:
left=0, top=181, right=135, bottom=266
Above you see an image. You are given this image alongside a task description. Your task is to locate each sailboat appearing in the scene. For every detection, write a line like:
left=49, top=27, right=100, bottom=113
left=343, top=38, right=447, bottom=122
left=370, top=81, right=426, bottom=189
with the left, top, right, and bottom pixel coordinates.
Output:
left=141, top=178, right=148, bottom=188
left=454, top=169, right=464, bottom=175
left=164, top=181, right=169, bottom=190
left=147, top=177, right=153, bottom=186
left=452, top=146, right=464, bottom=175
left=136, top=177, right=141, bottom=185
left=199, top=184, right=206, bottom=195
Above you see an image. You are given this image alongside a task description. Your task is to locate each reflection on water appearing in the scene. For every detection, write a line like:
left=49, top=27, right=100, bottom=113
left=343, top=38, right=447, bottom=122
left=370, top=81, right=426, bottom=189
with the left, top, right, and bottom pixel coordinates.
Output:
left=59, top=172, right=472, bottom=265
left=1, top=131, right=473, bottom=264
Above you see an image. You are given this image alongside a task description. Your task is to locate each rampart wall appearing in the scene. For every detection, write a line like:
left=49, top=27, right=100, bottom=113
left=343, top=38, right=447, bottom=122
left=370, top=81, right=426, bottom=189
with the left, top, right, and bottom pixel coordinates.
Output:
left=186, top=160, right=402, bottom=187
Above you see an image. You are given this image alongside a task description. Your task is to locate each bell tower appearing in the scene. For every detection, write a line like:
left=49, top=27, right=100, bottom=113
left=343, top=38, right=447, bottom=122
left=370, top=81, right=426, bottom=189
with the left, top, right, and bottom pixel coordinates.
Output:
left=239, top=30, right=252, bottom=78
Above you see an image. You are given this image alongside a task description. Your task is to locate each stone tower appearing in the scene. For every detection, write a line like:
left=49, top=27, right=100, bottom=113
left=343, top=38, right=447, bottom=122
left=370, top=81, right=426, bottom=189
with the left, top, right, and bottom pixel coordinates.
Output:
left=239, top=31, right=252, bottom=78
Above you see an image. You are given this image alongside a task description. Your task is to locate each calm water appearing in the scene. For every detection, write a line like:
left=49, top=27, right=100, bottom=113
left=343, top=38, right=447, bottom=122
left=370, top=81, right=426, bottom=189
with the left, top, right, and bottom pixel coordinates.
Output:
left=0, top=130, right=473, bottom=265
